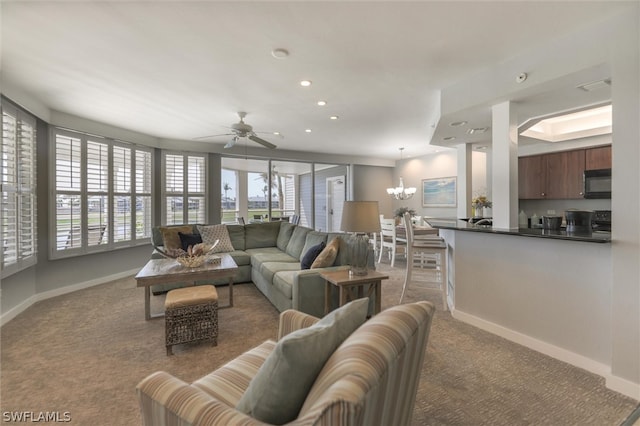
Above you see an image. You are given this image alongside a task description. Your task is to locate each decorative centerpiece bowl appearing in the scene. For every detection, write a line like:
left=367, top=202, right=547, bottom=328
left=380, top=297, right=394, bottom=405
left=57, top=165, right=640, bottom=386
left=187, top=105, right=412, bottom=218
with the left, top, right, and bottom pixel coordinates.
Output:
left=176, top=254, right=206, bottom=268
left=153, top=239, right=220, bottom=268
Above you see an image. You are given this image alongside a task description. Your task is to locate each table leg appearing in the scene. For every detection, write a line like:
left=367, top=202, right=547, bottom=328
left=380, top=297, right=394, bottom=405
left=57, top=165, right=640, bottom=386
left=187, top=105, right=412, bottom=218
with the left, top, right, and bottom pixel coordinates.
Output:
left=339, top=287, right=349, bottom=307
left=375, top=280, right=381, bottom=314
left=219, top=278, right=234, bottom=309
left=324, top=281, right=331, bottom=315
left=145, top=285, right=150, bottom=321
left=144, top=285, right=165, bottom=320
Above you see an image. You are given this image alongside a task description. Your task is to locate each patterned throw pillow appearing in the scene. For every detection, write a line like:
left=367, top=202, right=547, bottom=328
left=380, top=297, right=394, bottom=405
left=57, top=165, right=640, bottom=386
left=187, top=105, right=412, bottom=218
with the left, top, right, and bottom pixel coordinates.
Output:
left=197, top=224, right=235, bottom=253
left=311, top=237, right=340, bottom=269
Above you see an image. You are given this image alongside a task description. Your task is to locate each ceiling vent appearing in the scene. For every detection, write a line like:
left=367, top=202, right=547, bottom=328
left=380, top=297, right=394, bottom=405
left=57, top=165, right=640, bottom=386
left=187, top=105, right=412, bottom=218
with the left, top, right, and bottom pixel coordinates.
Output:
left=577, top=79, right=611, bottom=92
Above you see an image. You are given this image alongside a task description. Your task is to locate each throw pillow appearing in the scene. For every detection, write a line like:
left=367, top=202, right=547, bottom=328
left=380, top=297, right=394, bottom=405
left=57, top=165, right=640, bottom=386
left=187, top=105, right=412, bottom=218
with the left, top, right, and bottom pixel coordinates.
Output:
left=301, top=241, right=325, bottom=270
left=236, top=298, right=369, bottom=425
left=197, top=224, right=235, bottom=253
left=178, top=232, right=202, bottom=252
left=311, top=237, right=340, bottom=269
left=159, top=225, right=193, bottom=250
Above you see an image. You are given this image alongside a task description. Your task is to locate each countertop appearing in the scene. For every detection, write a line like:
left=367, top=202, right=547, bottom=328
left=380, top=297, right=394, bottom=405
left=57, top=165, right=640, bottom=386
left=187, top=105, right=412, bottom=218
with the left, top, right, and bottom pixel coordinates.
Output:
left=424, top=218, right=611, bottom=243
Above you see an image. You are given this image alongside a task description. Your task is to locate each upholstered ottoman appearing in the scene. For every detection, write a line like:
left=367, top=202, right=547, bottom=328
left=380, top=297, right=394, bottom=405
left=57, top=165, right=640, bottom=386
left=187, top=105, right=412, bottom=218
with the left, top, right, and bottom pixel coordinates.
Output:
left=164, top=285, right=218, bottom=355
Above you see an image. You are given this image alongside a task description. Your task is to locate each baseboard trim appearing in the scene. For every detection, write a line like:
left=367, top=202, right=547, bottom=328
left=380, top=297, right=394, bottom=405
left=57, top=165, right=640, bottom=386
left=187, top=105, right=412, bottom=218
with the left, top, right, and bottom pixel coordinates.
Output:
left=607, top=374, right=640, bottom=401
left=1, top=269, right=139, bottom=327
left=451, top=308, right=639, bottom=401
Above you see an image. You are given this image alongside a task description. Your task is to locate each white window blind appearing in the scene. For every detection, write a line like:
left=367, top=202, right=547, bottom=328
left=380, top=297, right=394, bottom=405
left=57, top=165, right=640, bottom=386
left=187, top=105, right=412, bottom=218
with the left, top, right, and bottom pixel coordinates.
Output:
left=163, top=152, right=206, bottom=224
left=1, top=100, right=37, bottom=278
left=135, top=150, right=152, bottom=240
left=52, top=128, right=153, bottom=258
left=113, top=145, right=131, bottom=243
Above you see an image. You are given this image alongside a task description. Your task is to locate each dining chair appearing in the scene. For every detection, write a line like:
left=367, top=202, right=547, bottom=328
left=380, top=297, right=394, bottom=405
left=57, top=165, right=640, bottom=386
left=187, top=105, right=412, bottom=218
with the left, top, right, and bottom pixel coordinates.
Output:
left=400, top=212, right=448, bottom=310
left=378, top=217, right=405, bottom=267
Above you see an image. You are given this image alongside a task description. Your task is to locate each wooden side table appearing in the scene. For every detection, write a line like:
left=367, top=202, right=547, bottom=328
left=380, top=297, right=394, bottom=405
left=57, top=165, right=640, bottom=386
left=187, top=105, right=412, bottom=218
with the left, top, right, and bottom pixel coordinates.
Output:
left=321, top=269, right=390, bottom=315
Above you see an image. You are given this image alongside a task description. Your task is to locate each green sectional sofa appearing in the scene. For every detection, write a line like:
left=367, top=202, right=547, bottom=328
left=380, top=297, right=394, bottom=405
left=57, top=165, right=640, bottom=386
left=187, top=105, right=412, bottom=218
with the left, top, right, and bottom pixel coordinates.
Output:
left=150, top=221, right=373, bottom=318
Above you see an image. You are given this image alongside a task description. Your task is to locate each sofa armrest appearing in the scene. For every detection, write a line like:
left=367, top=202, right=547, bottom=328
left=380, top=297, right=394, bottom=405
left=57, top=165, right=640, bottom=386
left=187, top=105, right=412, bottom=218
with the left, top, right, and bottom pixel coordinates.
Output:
left=277, top=309, right=320, bottom=340
left=137, top=371, right=269, bottom=426
left=292, top=266, right=351, bottom=318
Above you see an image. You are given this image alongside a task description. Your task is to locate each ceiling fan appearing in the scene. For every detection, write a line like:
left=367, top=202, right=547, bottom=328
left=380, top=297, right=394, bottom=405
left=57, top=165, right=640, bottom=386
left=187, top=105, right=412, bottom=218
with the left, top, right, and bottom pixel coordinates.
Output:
left=194, top=112, right=278, bottom=149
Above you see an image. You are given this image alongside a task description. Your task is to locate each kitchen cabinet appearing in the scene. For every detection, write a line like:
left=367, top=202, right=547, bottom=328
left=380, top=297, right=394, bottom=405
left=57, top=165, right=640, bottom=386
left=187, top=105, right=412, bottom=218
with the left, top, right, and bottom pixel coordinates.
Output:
left=518, top=155, right=546, bottom=199
left=585, top=145, right=612, bottom=170
left=545, top=149, right=585, bottom=198
left=519, top=149, right=585, bottom=199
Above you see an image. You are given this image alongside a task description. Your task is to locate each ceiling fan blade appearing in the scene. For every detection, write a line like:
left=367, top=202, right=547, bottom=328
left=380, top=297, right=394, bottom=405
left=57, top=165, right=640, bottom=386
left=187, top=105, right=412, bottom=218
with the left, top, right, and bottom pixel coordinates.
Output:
left=254, top=131, right=284, bottom=139
left=193, top=133, right=234, bottom=140
left=224, top=137, right=238, bottom=149
left=249, top=134, right=277, bottom=149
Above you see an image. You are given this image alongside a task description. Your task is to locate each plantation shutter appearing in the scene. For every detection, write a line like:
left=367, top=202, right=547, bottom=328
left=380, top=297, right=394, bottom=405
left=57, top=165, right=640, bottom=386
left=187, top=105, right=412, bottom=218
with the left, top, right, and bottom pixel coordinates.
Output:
left=1, top=101, right=37, bottom=276
left=55, top=134, right=82, bottom=250
left=135, top=150, right=152, bottom=239
left=87, top=140, right=109, bottom=247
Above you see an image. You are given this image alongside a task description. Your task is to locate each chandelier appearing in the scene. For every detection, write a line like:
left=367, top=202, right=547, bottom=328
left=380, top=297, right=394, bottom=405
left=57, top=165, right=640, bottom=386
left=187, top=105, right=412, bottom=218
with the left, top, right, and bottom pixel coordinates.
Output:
left=387, top=177, right=416, bottom=200
left=386, top=148, right=416, bottom=200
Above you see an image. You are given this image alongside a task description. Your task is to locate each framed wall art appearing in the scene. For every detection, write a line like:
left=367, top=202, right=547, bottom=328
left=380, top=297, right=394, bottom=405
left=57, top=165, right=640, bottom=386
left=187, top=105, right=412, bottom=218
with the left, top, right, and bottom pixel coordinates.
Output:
left=422, top=177, right=457, bottom=207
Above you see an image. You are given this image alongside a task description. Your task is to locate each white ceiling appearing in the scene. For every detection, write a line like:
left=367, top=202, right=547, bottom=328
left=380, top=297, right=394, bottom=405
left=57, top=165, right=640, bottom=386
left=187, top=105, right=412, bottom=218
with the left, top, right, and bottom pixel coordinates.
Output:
left=1, top=1, right=628, bottom=160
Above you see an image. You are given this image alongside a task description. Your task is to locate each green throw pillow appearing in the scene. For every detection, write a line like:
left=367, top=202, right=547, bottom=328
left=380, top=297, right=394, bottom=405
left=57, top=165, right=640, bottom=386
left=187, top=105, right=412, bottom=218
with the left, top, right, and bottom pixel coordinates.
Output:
left=235, top=298, right=369, bottom=424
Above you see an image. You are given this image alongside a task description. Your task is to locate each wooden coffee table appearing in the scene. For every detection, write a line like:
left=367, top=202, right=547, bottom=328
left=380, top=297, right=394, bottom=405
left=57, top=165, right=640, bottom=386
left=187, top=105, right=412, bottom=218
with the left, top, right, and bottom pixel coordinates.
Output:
left=321, top=269, right=389, bottom=316
left=135, top=253, right=238, bottom=320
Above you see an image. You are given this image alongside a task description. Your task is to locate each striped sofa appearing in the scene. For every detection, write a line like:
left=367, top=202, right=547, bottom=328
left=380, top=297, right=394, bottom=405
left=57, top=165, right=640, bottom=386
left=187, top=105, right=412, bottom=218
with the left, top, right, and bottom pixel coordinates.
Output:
left=136, top=301, right=436, bottom=426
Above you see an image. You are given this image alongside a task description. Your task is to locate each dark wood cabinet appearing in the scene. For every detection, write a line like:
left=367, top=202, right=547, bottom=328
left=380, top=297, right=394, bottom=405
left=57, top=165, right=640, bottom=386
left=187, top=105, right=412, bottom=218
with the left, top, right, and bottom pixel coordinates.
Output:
left=585, top=145, right=612, bottom=170
left=545, top=149, right=585, bottom=199
left=519, top=149, right=586, bottom=199
left=518, top=155, right=546, bottom=199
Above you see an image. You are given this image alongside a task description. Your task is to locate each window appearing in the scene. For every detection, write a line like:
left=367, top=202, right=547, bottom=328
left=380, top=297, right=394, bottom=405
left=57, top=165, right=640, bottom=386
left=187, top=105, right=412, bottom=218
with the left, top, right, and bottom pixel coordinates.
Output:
left=1, top=101, right=37, bottom=277
left=221, top=168, right=238, bottom=223
left=163, top=152, right=206, bottom=224
left=52, top=128, right=152, bottom=258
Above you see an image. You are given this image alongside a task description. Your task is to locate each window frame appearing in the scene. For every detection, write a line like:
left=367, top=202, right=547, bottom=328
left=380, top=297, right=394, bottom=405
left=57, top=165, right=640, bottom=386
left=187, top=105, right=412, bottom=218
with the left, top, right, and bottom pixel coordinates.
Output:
left=50, top=127, right=153, bottom=260
left=1, top=100, right=37, bottom=278
left=161, top=151, right=208, bottom=225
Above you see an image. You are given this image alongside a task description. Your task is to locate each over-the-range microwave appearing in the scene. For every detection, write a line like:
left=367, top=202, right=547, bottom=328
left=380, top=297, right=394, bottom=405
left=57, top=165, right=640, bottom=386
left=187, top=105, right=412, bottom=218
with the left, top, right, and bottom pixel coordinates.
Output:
left=584, top=168, right=611, bottom=199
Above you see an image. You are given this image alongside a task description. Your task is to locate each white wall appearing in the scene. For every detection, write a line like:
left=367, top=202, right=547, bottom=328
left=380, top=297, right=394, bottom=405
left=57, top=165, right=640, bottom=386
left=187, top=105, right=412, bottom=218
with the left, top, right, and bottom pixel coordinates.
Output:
left=391, top=150, right=486, bottom=219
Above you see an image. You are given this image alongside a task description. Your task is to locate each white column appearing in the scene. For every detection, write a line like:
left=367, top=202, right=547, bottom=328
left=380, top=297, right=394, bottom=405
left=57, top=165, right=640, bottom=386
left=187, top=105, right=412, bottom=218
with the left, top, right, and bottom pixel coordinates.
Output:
left=457, top=143, right=473, bottom=218
left=491, top=101, right=518, bottom=230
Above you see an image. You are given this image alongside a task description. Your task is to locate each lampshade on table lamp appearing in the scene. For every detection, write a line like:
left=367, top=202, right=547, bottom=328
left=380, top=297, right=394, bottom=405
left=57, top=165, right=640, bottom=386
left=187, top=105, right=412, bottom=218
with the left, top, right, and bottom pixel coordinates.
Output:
left=340, top=201, right=381, bottom=275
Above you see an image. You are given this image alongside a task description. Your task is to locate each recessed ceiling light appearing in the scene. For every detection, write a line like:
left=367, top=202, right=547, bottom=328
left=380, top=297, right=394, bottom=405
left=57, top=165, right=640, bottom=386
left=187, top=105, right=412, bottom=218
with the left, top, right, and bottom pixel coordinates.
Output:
left=443, top=136, right=456, bottom=141
left=273, top=132, right=281, bottom=136
left=271, top=48, right=289, bottom=59
left=467, top=127, right=489, bottom=134
left=300, top=80, right=312, bottom=87
left=317, top=100, right=327, bottom=106
left=449, top=121, right=467, bottom=127
left=476, top=145, right=488, bottom=150
left=329, top=115, right=339, bottom=120
left=305, top=129, right=312, bottom=133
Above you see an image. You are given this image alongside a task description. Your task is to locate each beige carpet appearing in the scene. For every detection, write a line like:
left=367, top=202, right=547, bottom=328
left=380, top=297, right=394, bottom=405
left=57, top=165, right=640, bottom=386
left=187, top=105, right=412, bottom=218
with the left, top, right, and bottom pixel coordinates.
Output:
left=1, top=262, right=638, bottom=425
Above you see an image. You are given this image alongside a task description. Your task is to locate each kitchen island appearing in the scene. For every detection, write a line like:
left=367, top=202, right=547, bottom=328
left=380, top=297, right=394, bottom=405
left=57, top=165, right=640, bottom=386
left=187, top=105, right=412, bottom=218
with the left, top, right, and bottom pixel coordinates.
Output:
left=427, top=218, right=613, bottom=388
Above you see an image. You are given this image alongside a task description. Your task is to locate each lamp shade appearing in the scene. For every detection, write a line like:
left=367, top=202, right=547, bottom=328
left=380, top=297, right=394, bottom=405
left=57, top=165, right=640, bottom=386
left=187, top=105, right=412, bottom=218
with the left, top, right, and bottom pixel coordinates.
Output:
left=340, top=201, right=381, bottom=233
